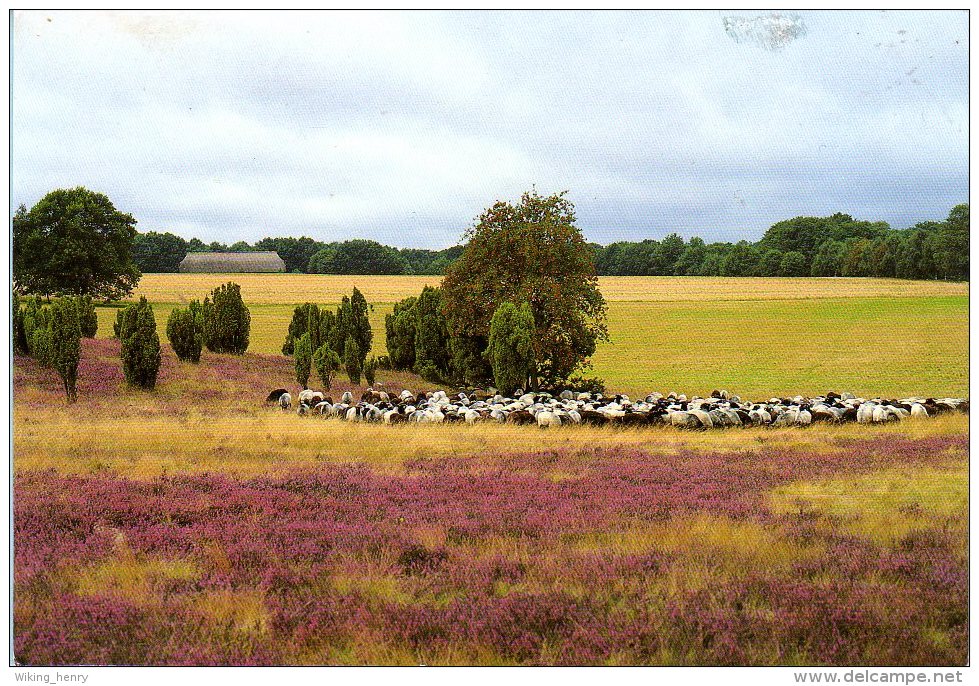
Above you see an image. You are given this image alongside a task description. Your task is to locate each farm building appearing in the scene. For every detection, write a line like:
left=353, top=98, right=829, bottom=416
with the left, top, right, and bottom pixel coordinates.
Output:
left=178, top=251, right=286, bottom=273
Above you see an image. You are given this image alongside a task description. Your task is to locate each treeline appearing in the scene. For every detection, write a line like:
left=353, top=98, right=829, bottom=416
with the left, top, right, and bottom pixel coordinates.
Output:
left=592, top=205, right=968, bottom=280
left=133, top=204, right=968, bottom=280
left=133, top=234, right=463, bottom=275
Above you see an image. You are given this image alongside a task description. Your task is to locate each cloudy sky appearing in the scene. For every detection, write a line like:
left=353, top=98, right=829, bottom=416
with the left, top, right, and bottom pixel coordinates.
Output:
left=11, top=10, right=968, bottom=248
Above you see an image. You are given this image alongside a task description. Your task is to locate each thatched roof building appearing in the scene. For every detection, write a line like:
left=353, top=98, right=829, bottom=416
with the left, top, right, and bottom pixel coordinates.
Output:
left=179, top=251, right=286, bottom=273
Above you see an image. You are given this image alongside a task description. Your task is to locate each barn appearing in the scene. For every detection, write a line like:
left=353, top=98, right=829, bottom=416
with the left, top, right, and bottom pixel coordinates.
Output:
left=178, top=251, right=286, bottom=273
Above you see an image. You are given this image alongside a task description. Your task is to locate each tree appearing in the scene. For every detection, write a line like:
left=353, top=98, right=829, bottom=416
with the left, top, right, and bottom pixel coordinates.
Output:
left=13, top=188, right=141, bottom=299
left=77, top=296, right=98, bottom=337
left=656, top=233, right=686, bottom=275
left=132, top=231, right=188, bottom=273
left=343, top=336, right=361, bottom=384
left=721, top=241, right=758, bottom=276
left=934, top=204, right=969, bottom=280
left=385, top=296, right=417, bottom=370
left=349, top=286, right=373, bottom=365
left=485, top=302, right=536, bottom=395
left=810, top=242, right=842, bottom=277
left=779, top=251, right=808, bottom=277
left=203, top=282, right=250, bottom=354
left=294, top=332, right=312, bottom=389
left=755, top=249, right=784, bottom=277
left=324, top=240, right=410, bottom=275
left=166, top=303, right=203, bottom=363
left=50, top=297, right=82, bottom=402
left=441, top=190, right=608, bottom=388
left=674, top=237, right=707, bottom=276
left=313, top=343, right=341, bottom=390
left=307, top=247, right=337, bottom=274
left=120, top=297, right=161, bottom=390
left=254, top=236, right=323, bottom=273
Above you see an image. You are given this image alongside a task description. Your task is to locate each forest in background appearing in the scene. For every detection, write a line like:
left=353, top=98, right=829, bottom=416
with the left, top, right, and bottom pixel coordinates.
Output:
left=132, top=205, right=969, bottom=281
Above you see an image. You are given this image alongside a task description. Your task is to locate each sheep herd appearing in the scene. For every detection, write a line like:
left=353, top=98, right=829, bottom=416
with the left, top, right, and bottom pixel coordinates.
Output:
left=266, top=387, right=969, bottom=429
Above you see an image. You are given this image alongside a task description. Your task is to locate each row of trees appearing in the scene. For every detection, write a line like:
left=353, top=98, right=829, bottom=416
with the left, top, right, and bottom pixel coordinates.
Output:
left=129, top=206, right=969, bottom=281
left=282, top=287, right=376, bottom=389
left=384, top=192, right=608, bottom=394
left=133, top=233, right=464, bottom=275
left=592, top=205, right=969, bottom=280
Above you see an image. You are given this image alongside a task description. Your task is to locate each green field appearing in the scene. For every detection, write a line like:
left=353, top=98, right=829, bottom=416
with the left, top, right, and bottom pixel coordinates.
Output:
left=95, top=275, right=968, bottom=399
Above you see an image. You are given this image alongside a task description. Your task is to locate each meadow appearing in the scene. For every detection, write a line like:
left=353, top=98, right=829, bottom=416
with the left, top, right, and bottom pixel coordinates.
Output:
left=14, top=274, right=969, bottom=666
left=95, top=274, right=968, bottom=399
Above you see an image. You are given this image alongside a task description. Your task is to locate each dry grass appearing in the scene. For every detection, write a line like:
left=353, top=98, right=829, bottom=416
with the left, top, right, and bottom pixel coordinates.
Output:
left=769, top=464, right=969, bottom=546
left=14, top=404, right=969, bottom=479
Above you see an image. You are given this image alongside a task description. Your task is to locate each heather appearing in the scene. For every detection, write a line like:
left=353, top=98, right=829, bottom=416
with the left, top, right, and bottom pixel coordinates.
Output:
left=14, top=433, right=967, bottom=666
left=13, top=332, right=968, bottom=666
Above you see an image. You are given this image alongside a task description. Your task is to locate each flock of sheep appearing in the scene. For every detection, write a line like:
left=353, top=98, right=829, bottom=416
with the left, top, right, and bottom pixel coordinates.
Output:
left=266, top=387, right=969, bottom=429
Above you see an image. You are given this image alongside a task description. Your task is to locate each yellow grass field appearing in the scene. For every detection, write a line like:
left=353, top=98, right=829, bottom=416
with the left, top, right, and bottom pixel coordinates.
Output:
left=96, top=274, right=968, bottom=398
left=126, top=273, right=968, bottom=305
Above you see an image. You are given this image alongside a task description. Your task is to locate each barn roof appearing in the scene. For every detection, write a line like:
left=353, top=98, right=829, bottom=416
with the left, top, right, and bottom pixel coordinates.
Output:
left=178, top=251, right=286, bottom=273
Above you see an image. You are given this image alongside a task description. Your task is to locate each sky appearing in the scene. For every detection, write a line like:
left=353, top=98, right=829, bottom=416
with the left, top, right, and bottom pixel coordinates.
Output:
left=10, top=10, right=969, bottom=249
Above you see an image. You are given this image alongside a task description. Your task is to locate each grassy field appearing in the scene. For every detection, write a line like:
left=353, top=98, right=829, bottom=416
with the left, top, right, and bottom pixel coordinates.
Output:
left=16, top=275, right=969, bottom=666
left=96, top=274, right=968, bottom=398
left=12, top=341, right=970, bottom=665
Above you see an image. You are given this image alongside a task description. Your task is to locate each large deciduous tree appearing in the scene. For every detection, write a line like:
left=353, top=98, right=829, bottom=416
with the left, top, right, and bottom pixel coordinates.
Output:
left=441, top=190, right=608, bottom=388
left=13, top=188, right=141, bottom=299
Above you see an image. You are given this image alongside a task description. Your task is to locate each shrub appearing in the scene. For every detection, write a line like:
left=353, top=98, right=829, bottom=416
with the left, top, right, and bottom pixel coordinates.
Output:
left=343, top=336, right=361, bottom=385
left=50, top=297, right=82, bottom=402
left=12, top=293, right=28, bottom=355
left=413, top=286, right=450, bottom=379
left=363, top=356, right=378, bottom=386
left=77, top=295, right=98, bottom=337
left=384, top=296, right=417, bottom=371
left=376, top=355, right=391, bottom=370
left=349, top=287, right=372, bottom=366
left=282, top=303, right=319, bottom=356
left=294, top=332, right=312, bottom=389
left=329, top=296, right=352, bottom=357
left=203, top=282, right=250, bottom=355
left=166, top=304, right=203, bottom=363
left=313, top=343, right=341, bottom=391
left=120, top=297, right=161, bottom=390
left=415, top=361, right=443, bottom=384
left=29, top=327, right=53, bottom=367
left=485, top=301, right=536, bottom=395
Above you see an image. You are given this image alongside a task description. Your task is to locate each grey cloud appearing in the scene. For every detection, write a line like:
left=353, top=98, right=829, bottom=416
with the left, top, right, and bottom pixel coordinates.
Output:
left=11, top=10, right=968, bottom=249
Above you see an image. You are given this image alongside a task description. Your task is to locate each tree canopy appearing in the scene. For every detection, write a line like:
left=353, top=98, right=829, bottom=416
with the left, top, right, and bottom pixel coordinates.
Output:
left=441, top=190, right=608, bottom=387
left=13, top=187, right=141, bottom=299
